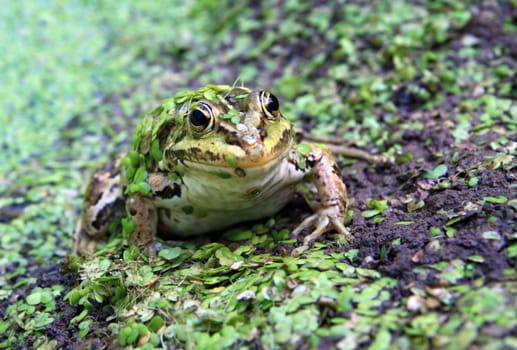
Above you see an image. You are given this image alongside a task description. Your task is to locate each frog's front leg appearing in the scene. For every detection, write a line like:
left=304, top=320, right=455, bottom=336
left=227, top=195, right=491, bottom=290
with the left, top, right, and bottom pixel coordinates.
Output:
left=125, top=171, right=178, bottom=258
left=126, top=194, right=158, bottom=259
left=291, top=146, right=351, bottom=245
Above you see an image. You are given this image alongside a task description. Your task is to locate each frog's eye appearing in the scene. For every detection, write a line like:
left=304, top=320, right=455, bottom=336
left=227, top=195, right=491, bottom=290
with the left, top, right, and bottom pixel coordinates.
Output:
left=260, top=91, right=280, bottom=120
left=189, top=102, right=214, bottom=132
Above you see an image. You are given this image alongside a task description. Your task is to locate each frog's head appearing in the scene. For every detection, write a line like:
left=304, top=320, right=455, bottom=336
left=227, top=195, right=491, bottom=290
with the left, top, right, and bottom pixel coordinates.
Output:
left=162, top=85, right=293, bottom=170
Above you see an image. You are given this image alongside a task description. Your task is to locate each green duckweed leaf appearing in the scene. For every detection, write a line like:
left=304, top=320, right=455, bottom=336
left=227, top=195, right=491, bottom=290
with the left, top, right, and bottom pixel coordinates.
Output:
left=423, top=164, right=448, bottom=179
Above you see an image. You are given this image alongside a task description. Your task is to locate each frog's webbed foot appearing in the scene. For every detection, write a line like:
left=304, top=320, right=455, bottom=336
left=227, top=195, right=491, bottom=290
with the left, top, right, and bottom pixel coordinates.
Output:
left=292, top=206, right=352, bottom=246
left=289, top=146, right=351, bottom=245
left=139, top=241, right=157, bottom=261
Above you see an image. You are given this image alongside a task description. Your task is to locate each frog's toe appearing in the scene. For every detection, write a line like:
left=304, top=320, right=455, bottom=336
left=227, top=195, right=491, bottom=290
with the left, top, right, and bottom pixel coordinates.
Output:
left=133, top=239, right=157, bottom=261
left=145, top=243, right=157, bottom=261
left=292, top=213, right=324, bottom=237
left=292, top=208, right=351, bottom=245
left=73, top=236, right=97, bottom=257
left=328, top=216, right=351, bottom=244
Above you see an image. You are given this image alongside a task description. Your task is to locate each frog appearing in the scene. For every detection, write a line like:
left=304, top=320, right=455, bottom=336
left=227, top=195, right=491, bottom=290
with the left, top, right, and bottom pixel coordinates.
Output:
left=74, top=84, right=381, bottom=258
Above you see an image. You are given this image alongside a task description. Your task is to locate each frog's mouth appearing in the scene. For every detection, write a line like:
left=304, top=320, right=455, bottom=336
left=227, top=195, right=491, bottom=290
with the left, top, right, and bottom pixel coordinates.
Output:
left=166, top=125, right=293, bottom=169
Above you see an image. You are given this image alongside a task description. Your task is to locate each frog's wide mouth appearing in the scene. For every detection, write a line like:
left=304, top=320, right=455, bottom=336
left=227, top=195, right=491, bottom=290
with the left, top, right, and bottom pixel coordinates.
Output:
left=166, top=139, right=291, bottom=169
left=165, top=125, right=293, bottom=169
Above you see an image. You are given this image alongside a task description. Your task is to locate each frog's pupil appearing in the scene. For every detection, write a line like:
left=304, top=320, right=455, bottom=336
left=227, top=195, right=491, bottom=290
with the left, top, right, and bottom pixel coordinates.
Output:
left=190, top=109, right=209, bottom=127
left=265, top=93, right=279, bottom=112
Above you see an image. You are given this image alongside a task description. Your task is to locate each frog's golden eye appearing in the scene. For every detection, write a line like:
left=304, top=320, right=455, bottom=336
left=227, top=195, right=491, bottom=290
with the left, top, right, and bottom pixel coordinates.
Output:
left=259, top=91, right=280, bottom=120
left=189, top=102, right=214, bottom=132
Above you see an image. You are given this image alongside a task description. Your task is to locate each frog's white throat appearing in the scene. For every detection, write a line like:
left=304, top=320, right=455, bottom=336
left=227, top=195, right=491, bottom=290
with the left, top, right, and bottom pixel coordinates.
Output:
left=155, top=153, right=306, bottom=237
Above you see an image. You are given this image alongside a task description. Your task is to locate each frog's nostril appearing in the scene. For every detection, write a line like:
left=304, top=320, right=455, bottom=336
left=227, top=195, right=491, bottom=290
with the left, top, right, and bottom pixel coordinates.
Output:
left=236, top=123, right=248, bottom=132
left=242, top=134, right=258, bottom=145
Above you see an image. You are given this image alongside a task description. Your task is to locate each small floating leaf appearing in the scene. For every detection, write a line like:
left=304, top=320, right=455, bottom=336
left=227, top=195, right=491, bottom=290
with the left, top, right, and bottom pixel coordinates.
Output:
left=482, top=231, right=501, bottom=240
left=223, top=229, right=253, bottom=241
left=297, top=143, right=312, bottom=155
left=225, top=154, right=238, bottom=167
left=159, top=247, right=182, bottom=260
left=423, top=164, right=448, bottom=179
left=483, top=196, right=507, bottom=204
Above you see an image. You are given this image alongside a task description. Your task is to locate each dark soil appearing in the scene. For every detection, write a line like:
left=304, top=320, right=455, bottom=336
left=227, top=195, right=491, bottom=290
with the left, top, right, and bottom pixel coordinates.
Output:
left=348, top=134, right=515, bottom=282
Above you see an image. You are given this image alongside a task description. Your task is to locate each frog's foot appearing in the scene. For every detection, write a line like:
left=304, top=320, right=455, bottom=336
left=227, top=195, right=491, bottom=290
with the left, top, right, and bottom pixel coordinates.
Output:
left=127, top=195, right=158, bottom=260
left=135, top=240, right=157, bottom=261
left=292, top=207, right=352, bottom=246
left=73, top=221, right=100, bottom=257
left=73, top=234, right=98, bottom=257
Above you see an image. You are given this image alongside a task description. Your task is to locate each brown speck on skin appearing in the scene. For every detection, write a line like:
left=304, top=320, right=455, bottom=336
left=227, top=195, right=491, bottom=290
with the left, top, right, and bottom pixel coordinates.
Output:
left=272, top=128, right=292, bottom=154
left=155, top=183, right=181, bottom=199
left=204, top=150, right=221, bottom=161
left=235, top=168, right=246, bottom=177
left=246, top=187, right=261, bottom=197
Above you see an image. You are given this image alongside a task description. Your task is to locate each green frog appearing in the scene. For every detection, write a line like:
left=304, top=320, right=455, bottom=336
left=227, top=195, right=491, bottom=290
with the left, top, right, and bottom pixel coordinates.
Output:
left=74, top=84, right=379, bottom=258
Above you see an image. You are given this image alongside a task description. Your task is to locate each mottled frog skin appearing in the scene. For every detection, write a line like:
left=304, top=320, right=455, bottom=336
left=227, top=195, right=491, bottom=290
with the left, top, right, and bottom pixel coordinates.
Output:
left=74, top=85, right=351, bottom=257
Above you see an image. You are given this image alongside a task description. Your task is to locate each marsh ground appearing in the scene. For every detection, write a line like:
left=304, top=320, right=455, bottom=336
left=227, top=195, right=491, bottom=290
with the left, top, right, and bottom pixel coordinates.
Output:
left=1, top=1, right=515, bottom=349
